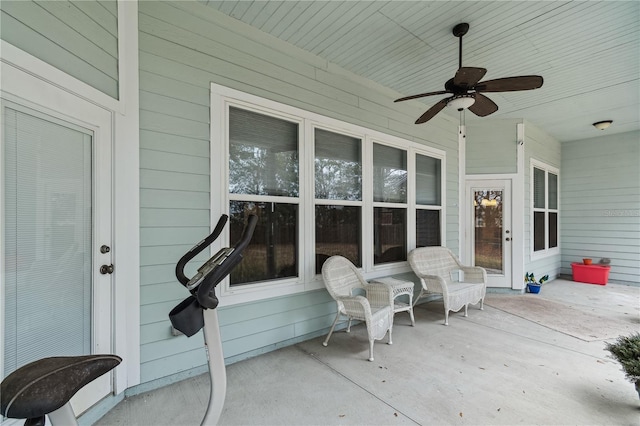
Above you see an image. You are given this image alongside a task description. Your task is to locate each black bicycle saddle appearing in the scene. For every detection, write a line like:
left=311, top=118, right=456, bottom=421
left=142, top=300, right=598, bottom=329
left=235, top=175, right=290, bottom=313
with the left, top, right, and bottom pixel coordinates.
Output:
left=1, top=354, right=121, bottom=423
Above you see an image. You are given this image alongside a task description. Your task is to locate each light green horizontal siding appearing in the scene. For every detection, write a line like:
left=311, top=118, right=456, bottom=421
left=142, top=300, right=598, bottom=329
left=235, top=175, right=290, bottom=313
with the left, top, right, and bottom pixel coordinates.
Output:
left=137, top=0, right=458, bottom=384
left=139, top=291, right=337, bottom=383
left=0, top=0, right=118, bottom=98
left=140, top=129, right=210, bottom=157
left=466, top=120, right=521, bottom=175
left=561, top=131, right=640, bottom=284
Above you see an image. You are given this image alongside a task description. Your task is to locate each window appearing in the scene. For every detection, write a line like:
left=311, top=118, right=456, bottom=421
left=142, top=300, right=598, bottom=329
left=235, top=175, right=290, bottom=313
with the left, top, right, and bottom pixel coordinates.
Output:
left=227, top=107, right=300, bottom=285
left=373, top=144, right=407, bottom=264
left=212, top=84, right=445, bottom=303
left=415, top=154, right=442, bottom=247
left=314, top=128, right=362, bottom=272
left=531, top=160, right=559, bottom=257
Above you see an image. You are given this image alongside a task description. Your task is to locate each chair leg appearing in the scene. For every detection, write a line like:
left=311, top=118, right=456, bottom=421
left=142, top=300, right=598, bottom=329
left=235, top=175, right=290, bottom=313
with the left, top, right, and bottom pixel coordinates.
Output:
left=480, top=297, right=485, bottom=310
left=464, top=304, right=469, bottom=317
left=368, top=339, right=374, bottom=362
left=323, top=312, right=341, bottom=347
left=387, top=325, right=393, bottom=345
left=347, top=318, right=352, bottom=332
left=443, top=309, right=449, bottom=326
left=412, top=289, right=425, bottom=307
left=409, top=308, right=415, bottom=327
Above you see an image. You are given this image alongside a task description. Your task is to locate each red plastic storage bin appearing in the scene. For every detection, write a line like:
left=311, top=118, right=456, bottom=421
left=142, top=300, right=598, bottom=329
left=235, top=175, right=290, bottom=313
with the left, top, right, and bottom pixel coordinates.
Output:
left=571, top=262, right=610, bottom=285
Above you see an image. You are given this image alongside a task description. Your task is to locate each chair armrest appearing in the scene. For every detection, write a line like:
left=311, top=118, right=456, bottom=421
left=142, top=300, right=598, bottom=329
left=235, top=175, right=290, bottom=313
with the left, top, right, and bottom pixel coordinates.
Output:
left=364, top=282, right=394, bottom=308
left=336, top=295, right=372, bottom=318
left=416, top=274, right=447, bottom=294
left=460, top=266, right=487, bottom=284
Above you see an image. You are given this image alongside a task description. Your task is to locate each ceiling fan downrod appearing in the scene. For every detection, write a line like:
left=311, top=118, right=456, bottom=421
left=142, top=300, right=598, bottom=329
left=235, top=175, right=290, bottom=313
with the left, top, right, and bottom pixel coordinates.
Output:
left=452, top=23, right=469, bottom=69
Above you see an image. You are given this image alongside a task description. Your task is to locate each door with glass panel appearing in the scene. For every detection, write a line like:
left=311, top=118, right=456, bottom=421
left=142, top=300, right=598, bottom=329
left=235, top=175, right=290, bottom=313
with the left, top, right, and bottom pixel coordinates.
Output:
left=2, top=95, right=113, bottom=415
left=466, top=180, right=512, bottom=287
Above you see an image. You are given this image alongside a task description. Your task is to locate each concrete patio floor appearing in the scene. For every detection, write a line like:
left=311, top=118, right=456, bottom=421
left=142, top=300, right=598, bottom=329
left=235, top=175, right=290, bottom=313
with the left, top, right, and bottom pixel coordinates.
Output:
left=96, top=279, right=640, bottom=425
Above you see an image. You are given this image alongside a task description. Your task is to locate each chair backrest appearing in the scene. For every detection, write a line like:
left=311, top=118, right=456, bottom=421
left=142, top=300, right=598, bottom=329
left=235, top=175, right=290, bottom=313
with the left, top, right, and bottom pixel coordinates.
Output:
left=408, top=247, right=461, bottom=282
left=321, top=256, right=367, bottom=300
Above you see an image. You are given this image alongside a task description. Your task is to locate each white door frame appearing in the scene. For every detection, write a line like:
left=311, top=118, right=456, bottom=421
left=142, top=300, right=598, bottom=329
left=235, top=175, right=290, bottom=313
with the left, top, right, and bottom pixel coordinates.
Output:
left=1, top=69, right=116, bottom=415
left=0, top=0, right=140, bottom=399
left=465, top=178, right=513, bottom=288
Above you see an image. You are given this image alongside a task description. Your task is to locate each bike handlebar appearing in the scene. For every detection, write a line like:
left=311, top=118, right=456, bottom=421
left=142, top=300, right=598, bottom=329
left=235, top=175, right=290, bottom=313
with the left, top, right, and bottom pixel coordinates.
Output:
left=175, top=215, right=228, bottom=286
left=195, top=215, right=258, bottom=309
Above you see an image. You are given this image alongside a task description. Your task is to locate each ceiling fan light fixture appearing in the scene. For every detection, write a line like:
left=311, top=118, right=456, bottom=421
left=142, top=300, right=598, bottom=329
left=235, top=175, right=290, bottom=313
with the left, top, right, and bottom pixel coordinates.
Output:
left=593, top=120, right=613, bottom=130
left=447, top=94, right=475, bottom=111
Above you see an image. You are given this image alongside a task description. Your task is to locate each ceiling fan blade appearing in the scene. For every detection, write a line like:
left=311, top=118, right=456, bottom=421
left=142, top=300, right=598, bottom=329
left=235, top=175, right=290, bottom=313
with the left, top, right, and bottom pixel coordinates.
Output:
left=475, top=75, right=543, bottom=92
left=468, top=93, right=498, bottom=117
left=415, top=98, right=449, bottom=124
left=395, top=90, right=450, bottom=103
left=453, top=67, right=487, bottom=89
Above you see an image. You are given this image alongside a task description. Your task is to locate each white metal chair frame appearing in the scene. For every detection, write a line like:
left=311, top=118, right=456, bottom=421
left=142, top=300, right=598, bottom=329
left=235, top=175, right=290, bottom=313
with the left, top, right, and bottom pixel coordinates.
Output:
left=321, top=256, right=394, bottom=361
left=408, top=247, right=487, bottom=325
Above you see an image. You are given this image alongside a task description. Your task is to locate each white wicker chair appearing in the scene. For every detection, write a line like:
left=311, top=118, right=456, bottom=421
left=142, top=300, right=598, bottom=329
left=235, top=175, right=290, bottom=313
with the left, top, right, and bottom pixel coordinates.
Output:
left=321, top=256, right=394, bottom=361
left=408, top=247, right=487, bottom=325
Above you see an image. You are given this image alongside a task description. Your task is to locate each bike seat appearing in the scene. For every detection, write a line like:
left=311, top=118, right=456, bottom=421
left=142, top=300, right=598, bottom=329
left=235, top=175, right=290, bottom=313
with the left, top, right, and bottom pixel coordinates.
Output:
left=1, top=354, right=121, bottom=420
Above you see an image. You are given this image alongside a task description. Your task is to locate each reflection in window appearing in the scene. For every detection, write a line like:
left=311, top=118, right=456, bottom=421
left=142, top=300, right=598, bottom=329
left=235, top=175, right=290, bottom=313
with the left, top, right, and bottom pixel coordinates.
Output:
left=315, top=205, right=361, bottom=273
left=474, top=190, right=503, bottom=273
left=416, top=209, right=441, bottom=247
left=416, top=154, right=441, bottom=205
left=532, top=165, right=559, bottom=253
left=548, top=173, right=558, bottom=210
left=373, top=144, right=406, bottom=203
left=549, top=212, right=558, bottom=248
left=374, top=207, right=406, bottom=264
left=533, top=167, right=545, bottom=209
left=229, top=201, right=298, bottom=285
left=534, top=211, right=545, bottom=251
left=229, top=107, right=299, bottom=197
left=315, top=129, right=361, bottom=201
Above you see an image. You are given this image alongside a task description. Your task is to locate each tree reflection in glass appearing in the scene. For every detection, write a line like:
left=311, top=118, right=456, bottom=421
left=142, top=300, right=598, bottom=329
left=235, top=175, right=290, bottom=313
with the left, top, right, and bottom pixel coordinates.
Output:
left=229, top=107, right=298, bottom=197
left=229, top=201, right=298, bottom=285
left=474, top=190, right=503, bottom=273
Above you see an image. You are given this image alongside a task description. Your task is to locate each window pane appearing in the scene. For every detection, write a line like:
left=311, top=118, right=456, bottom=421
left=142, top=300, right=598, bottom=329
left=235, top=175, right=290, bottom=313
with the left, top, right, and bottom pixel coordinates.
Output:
left=373, top=207, right=406, bottom=264
left=548, top=173, right=558, bottom=210
left=229, top=201, right=298, bottom=285
left=314, top=129, right=361, bottom=200
left=416, top=154, right=441, bottom=205
left=4, top=108, right=92, bottom=374
left=474, top=190, right=503, bottom=274
left=533, top=211, right=545, bottom=251
left=549, top=212, right=558, bottom=248
left=416, top=209, right=441, bottom=247
left=315, top=205, right=361, bottom=273
left=229, top=107, right=298, bottom=197
left=373, top=144, right=407, bottom=203
left=533, top=167, right=545, bottom=208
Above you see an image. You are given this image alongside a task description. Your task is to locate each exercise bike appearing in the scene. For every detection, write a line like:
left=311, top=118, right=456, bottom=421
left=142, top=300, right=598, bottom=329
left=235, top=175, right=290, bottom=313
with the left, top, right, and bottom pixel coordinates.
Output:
left=1, top=214, right=257, bottom=426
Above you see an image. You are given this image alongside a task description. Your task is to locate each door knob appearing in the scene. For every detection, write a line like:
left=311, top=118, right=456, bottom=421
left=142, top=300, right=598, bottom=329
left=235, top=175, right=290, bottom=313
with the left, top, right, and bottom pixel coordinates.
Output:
left=505, top=237, right=511, bottom=241
left=100, top=264, right=114, bottom=274
left=100, top=245, right=111, bottom=254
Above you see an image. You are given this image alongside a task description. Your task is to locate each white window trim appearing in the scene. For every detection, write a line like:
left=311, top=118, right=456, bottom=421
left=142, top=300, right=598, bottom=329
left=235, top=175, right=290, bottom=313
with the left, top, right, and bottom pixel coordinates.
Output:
left=530, top=159, right=560, bottom=260
left=211, top=83, right=445, bottom=306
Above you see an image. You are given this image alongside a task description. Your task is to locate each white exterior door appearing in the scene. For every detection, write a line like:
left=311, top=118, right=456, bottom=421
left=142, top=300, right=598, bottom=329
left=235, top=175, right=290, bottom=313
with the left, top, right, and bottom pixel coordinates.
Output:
left=1, top=64, right=114, bottom=415
left=466, top=179, right=512, bottom=288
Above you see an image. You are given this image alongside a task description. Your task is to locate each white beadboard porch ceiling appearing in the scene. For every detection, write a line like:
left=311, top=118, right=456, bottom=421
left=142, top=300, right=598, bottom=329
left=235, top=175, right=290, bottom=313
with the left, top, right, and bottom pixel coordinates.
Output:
left=202, top=0, right=639, bottom=143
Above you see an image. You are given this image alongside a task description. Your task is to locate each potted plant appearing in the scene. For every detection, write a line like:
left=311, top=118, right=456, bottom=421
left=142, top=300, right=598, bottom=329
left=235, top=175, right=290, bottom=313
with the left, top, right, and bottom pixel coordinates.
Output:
left=524, top=273, right=549, bottom=294
left=605, top=333, right=640, bottom=399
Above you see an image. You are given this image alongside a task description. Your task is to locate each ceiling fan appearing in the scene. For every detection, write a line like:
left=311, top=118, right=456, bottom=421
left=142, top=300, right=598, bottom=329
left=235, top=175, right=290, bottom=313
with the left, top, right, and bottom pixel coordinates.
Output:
left=394, top=23, right=544, bottom=124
